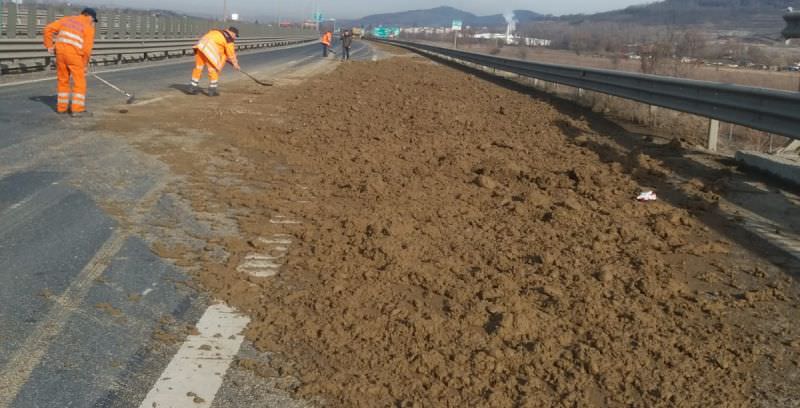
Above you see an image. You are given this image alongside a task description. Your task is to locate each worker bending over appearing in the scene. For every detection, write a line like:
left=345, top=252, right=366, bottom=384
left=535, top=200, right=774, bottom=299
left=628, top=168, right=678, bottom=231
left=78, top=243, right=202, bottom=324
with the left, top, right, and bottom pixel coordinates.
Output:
left=43, top=8, right=97, bottom=116
left=190, top=27, right=241, bottom=96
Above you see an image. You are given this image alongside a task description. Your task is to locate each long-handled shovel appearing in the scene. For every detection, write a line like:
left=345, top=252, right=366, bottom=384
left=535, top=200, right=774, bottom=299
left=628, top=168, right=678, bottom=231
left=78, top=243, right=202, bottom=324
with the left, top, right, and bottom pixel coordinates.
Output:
left=240, top=70, right=274, bottom=87
left=90, top=70, right=136, bottom=104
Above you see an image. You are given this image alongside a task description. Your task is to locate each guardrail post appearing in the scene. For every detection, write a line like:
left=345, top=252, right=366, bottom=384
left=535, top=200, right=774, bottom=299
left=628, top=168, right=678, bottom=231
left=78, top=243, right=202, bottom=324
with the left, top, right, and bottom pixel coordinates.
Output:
left=134, top=14, right=142, bottom=38
left=707, top=119, right=720, bottom=152
left=181, top=17, right=188, bottom=38
left=8, top=2, right=17, bottom=39
left=46, top=6, right=55, bottom=26
left=26, top=3, right=36, bottom=38
left=112, top=12, right=120, bottom=39
left=145, top=15, right=153, bottom=39
left=169, top=17, right=177, bottom=38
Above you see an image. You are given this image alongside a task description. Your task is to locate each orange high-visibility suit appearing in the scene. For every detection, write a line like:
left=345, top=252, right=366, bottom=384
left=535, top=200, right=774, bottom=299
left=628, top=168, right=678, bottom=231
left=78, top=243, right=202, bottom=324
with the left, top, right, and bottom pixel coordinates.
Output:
left=191, top=30, right=239, bottom=91
left=320, top=31, right=332, bottom=57
left=43, top=15, right=95, bottom=113
left=321, top=31, right=332, bottom=46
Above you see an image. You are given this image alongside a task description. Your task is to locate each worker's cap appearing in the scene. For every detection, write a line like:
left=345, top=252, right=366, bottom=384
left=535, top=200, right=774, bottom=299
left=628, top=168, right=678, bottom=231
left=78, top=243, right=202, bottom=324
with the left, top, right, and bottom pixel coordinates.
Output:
left=227, top=26, right=240, bottom=37
left=81, top=7, right=98, bottom=23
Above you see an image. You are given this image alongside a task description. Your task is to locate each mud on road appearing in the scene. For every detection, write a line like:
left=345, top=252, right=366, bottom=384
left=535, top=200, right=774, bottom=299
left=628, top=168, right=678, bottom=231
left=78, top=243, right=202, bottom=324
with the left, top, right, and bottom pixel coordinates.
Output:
left=97, top=51, right=800, bottom=407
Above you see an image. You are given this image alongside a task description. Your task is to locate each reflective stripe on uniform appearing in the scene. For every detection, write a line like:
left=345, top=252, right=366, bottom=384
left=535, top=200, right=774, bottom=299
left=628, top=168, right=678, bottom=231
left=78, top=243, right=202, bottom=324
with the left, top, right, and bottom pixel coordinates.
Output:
left=58, top=30, right=84, bottom=45
left=73, top=93, right=85, bottom=100
left=57, top=37, right=83, bottom=49
left=197, top=39, right=221, bottom=68
left=72, top=99, right=85, bottom=106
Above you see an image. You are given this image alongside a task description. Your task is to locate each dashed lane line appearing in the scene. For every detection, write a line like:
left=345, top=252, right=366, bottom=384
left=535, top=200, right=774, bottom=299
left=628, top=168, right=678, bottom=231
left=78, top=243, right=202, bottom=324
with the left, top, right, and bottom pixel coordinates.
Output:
left=137, top=303, right=250, bottom=408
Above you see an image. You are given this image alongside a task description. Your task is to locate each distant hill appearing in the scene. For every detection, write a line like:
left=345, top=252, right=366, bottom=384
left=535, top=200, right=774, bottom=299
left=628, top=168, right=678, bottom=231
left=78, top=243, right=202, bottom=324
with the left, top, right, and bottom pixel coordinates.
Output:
left=341, top=6, right=547, bottom=29
left=565, top=0, right=800, bottom=31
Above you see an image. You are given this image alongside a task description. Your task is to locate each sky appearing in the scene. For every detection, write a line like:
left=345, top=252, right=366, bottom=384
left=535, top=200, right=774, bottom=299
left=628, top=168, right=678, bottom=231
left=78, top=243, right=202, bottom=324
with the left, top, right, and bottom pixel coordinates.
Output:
left=90, top=0, right=651, bottom=20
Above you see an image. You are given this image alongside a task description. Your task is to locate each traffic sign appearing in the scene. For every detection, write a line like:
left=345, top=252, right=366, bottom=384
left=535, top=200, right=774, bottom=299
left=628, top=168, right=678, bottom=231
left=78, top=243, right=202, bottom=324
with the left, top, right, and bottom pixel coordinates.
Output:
left=452, top=20, right=462, bottom=31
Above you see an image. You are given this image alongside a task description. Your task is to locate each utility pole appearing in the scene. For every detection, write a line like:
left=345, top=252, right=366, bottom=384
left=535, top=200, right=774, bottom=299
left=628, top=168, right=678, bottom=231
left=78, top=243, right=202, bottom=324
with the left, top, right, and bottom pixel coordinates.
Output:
left=223, top=0, right=228, bottom=23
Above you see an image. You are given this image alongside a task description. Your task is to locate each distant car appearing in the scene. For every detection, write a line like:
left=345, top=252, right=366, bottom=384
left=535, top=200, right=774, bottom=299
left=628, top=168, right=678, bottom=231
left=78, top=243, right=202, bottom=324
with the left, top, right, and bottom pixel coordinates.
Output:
left=782, top=65, right=800, bottom=72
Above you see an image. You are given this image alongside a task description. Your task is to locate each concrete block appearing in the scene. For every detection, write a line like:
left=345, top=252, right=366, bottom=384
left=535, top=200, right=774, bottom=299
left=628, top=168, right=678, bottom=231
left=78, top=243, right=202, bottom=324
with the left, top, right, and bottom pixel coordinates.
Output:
left=736, top=150, right=800, bottom=186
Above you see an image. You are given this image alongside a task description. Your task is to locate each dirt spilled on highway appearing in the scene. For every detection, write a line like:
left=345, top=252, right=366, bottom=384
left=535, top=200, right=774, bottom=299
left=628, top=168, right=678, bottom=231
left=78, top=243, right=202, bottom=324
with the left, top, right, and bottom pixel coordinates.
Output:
left=97, top=54, right=800, bottom=406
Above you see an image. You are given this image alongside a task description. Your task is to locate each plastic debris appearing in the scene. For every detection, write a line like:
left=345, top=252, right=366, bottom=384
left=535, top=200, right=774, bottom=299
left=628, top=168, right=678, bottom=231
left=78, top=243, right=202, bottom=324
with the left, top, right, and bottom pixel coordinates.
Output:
left=637, top=191, right=658, bottom=201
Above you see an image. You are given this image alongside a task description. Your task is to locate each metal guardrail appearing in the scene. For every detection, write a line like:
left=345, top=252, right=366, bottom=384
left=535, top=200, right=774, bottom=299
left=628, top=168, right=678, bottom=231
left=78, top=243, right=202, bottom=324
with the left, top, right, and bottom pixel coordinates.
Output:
left=0, top=36, right=316, bottom=73
left=380, top=39, right=800, bottom=142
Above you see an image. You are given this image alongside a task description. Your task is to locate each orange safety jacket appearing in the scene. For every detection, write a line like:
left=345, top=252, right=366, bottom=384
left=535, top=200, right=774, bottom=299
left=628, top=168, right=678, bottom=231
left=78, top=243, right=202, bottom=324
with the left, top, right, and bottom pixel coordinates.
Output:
left=43, top=15, right=95, bottom=65
left=321, top=32, right=332, bottom=46
left=194, top=29, right=238, bottom=71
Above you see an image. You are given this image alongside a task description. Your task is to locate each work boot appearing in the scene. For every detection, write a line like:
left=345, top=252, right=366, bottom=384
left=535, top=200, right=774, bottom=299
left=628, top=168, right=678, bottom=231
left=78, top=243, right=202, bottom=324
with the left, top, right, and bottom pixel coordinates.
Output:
left=188, top=85, right=199, bottom=95
left=70, top=111, right=93, bottom=118
left=208, top=88, right=219, bottom=97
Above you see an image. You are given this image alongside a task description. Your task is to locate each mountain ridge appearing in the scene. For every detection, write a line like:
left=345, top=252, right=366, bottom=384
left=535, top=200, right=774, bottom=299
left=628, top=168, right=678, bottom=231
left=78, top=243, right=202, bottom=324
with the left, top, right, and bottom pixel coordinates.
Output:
left=340, top=6, right=547, bottom=29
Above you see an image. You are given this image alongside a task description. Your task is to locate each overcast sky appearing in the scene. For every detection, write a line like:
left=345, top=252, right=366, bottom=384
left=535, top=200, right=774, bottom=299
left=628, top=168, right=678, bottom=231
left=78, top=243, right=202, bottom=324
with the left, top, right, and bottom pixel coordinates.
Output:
left=91, top=0, right=650, bottom=20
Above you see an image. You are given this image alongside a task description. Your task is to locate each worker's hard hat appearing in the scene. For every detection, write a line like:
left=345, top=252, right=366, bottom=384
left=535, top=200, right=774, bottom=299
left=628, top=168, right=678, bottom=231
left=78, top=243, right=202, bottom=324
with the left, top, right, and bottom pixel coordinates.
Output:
left=81, top=7, right=98, bottom=23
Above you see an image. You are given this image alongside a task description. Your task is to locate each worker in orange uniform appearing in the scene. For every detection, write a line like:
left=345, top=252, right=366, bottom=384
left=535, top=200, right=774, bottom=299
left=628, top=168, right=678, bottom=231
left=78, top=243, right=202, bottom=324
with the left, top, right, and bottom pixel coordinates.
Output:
left=321, top=30, right=332, bottom=57
left=43, top=8, right=97, bottom=117
left=189, top=27, right=240, bottom=97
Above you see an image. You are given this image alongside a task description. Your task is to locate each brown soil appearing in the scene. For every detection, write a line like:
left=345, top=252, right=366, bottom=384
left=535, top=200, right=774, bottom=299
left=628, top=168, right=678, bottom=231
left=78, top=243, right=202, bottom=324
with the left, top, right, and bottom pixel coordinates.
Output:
left=95, top=54, right=800, bottom=407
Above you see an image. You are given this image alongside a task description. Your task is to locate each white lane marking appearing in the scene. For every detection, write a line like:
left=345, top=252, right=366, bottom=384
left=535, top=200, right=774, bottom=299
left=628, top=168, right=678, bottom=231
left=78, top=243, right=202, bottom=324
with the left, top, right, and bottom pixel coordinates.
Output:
left=259, top=236, right=292, bottom=245
left=138, top=303, right=250, bottom=408
left=141, top=288, right=154, bottom=297
left=269, top=215, right=301, bottom=225
left=237, top=234, right=293, bottom=278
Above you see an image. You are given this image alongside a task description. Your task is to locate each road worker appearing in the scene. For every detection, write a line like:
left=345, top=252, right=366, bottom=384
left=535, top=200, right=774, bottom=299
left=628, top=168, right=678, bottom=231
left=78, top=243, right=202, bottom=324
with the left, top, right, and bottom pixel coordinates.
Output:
left=189, top=27, right=241, bottom=97
left=43, top=8, right=97, bottom=117
left=321, top=30, right=332, bottom=57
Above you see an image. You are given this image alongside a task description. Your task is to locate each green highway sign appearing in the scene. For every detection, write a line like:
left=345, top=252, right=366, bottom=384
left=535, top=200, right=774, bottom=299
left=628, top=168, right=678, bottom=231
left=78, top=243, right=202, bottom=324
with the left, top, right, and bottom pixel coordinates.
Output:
left=372, top=26, right=400, bottom=38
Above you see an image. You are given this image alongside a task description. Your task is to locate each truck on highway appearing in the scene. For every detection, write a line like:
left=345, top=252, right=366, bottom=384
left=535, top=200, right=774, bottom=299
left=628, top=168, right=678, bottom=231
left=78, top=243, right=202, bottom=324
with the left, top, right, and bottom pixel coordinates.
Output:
left=352, top=27, right=364, bottom=39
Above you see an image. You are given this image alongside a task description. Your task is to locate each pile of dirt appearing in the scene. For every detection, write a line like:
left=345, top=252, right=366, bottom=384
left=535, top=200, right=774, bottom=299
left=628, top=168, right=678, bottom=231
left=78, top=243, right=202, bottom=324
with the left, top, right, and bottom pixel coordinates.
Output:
left=97, top=54, right=800, bottom=406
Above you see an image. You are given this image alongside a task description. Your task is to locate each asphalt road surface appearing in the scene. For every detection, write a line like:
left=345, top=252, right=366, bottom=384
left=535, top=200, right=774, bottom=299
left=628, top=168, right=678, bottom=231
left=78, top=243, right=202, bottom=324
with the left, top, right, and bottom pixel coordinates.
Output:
left=0, top=40, right=372, bottom=408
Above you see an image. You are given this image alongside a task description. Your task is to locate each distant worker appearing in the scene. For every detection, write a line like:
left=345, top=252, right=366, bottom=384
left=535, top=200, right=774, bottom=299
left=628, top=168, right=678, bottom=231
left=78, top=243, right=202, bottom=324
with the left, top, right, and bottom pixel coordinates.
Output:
left=189, top=27, right=241, bottom=97
left=340, top=29, right=353, bottom=61
left=321, top=30, right=332, bottom=57
left=43, top=8, right=97, bottom=117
